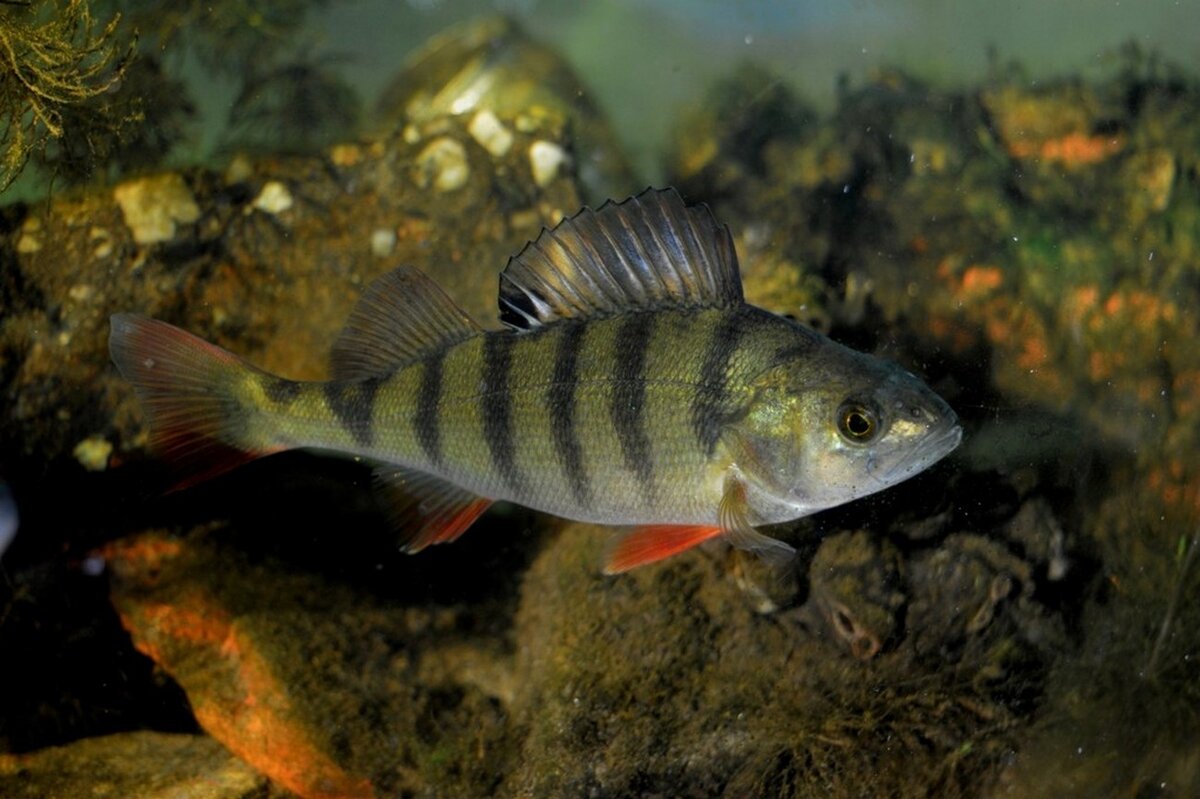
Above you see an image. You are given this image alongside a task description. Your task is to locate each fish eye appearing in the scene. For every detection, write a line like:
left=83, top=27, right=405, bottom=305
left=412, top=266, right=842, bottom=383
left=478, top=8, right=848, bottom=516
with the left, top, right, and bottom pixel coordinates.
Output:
left=837, top=401, right=879, bottom=443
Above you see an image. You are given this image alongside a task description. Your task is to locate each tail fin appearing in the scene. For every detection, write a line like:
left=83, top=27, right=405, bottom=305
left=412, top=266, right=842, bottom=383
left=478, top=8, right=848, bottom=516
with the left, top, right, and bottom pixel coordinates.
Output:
left=109, top=314, right=277, bottom=488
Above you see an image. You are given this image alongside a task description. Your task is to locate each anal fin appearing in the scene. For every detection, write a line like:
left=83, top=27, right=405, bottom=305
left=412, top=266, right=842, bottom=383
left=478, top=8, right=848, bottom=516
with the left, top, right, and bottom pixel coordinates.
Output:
left=373, top=466, right=493, bottom=552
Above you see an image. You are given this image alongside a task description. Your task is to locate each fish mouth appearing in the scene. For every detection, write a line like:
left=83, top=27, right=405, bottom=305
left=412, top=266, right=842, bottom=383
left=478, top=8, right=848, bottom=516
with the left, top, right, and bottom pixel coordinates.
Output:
left=870, top=420, right=963, bottom=485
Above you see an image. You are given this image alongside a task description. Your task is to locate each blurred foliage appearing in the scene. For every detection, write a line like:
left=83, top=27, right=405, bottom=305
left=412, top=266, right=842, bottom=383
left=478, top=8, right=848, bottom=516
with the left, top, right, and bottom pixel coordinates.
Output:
left=1, top=0, right=357, bottom=192
left=35, top=54, right=195, bottom=184
left=105, top=0, right=332, bottom=76
left=0, top=0, right=134, bottom=191
left=222, top=57, right=361, bottom=154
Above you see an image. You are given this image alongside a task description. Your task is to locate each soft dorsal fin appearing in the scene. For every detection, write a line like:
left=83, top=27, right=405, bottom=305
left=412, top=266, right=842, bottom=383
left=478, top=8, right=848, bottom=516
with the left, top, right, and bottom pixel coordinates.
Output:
left=331, top=266, right=482, bottom=380
left=498, top=187, right=744, bottom=330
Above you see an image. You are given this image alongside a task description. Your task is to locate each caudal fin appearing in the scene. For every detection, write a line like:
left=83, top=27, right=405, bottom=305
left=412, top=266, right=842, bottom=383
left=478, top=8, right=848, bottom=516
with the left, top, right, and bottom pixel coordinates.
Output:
left=109, top=314, right=276, bottom=488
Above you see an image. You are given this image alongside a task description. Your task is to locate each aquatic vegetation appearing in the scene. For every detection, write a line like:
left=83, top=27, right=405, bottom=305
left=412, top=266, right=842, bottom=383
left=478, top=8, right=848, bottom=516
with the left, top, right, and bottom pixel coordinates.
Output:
left=222, top=58, right=361, bottom=154
left=0, top=0, right=132, bottom=189
left=0, top=0, right=354, bottom=191
left=997, top=530, right=1200, bottom=795
left=107, top=0, right=334, bottom=76
left=35, top=53, right=195, bottom=184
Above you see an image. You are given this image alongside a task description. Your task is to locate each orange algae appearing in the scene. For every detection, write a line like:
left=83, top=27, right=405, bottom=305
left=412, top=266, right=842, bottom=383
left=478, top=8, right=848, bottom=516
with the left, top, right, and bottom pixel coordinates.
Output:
left=1016, top=334, right=1049, bottom=371
left=1146, top=458, right=1200, bottom=515
left=1007, top=131, right=1123, bottom=166
left=109, top=543, right=376, bottom=799
left=959, top=264, right=1003, bottom=297
left=1173, top=370, right=1200, bottom=419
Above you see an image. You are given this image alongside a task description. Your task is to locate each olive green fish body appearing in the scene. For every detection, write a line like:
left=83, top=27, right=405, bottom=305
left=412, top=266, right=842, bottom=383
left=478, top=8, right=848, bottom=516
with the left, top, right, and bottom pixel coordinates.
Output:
left=110, top=189, right=961, bottom=571
left=235, top=304, right=808, bottom=527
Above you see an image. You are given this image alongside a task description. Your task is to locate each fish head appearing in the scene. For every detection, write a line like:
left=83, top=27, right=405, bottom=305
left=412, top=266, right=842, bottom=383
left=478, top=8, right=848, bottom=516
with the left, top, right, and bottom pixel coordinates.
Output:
left=736, top=349, right=961, bottom=518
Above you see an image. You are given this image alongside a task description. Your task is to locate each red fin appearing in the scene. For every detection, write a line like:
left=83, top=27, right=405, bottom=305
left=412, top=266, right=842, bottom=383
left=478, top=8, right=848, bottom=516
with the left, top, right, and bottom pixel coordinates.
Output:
left=157, top=433, right=268, bottom=492
left=109, top=314, right=275, bottom=489
left=373, top=467, right=493, bottom=552
left=603, top=525, right=723, bottom=574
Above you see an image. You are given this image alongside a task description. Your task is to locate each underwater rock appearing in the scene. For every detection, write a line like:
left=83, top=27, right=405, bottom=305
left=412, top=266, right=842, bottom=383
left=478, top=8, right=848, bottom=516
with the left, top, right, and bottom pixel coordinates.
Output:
left=376, top=16, right=636, bottom=202
left=0, top=110, right=580, bottom=488
left=101, top=527, right=517, bottom=799
left=508, top=523, right=1029, bottom=798
left=905, top=533, right=1037, bottom=662
left=0, top=731, right=275, bottom=799
left=112, top=173, right=202, bottom=245
left=800, top=530, right=907, bottom=660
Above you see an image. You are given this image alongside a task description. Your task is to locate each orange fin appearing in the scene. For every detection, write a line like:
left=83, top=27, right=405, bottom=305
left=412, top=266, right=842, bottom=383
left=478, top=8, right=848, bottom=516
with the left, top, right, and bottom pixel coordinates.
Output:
left=373, top=467, right=493, bottom=552
left=603, top=524, right=723, bottom=574
left=108, top=314, right=276, bottom=489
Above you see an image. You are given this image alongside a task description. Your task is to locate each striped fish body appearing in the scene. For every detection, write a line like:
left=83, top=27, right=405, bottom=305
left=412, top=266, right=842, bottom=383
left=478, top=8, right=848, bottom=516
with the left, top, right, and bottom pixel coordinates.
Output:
left=111, top=189, right=961, bottom=571
left=252, top=304, right=809, bottom=528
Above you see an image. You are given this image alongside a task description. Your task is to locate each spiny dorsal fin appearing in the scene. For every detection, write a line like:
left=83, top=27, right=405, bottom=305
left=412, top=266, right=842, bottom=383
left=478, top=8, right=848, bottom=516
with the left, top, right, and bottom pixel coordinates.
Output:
left=373, top=465, right=493, bottom=552
left=498, top=187, right=743, bottom=330
left=331, top=266, right=482, bottom=380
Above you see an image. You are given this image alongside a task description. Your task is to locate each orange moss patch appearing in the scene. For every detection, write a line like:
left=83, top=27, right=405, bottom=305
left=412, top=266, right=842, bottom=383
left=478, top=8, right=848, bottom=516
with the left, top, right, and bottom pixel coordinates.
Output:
left=1016, top=333, right=1049, bottom=371
left=927, top=313, right=981, bottom=354
left=1086, top=289, right=1180, bottom=341
left=395, top=215, right=432, bottom=245
left=934, top=258, right=1005, bottom=304
left=979, top=298, right=1064, bottom=394
left=959, top=265, right=1003, bottom=297
left=108, top=540, right=375, bottom=799
left=1008, top=132, right=1123, bottom=166
left=1145, top=458, right=1200, bottom=516
left=1173, top=370, right=1200, bottom=419
left=97, top=536, right=184, bottom=582
left=1061, top=284, right=1100, bottom=325
left=1089, top=350, right=1116, bottom=382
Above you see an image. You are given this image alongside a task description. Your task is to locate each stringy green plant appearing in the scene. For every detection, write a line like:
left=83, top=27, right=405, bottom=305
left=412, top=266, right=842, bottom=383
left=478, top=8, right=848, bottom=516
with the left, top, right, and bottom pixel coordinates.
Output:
left=0, top=0, right=133, bottom=191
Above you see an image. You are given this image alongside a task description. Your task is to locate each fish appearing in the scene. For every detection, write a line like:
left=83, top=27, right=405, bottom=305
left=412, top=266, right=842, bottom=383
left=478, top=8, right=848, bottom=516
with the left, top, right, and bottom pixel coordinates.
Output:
left=108, top=188, right=961, bottom=573
left=0, top=481, right=16, bottom=559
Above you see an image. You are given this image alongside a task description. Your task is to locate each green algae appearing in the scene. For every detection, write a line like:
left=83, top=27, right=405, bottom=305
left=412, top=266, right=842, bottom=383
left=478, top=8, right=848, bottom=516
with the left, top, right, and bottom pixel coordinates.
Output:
left=0, top=0, right=133, bottom=190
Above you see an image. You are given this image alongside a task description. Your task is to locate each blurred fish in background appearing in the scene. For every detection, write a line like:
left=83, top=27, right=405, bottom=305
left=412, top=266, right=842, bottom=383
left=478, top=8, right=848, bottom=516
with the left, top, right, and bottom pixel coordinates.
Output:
left=0, top=481, right=17, bottom=559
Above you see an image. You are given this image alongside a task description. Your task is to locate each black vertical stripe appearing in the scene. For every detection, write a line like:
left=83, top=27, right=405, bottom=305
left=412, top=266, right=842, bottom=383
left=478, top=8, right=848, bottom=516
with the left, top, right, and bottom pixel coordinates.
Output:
left=548, top=322, right=590, bottom=508
left=323, top=378, right=380, bottom=448
left=263, top=376, right=301, bottom=405
left=481, top=333, right=523, bottom=493
left=414, top=351, right=445, bottom=466
left=611, top=313, right=655, bottom=493
left=692, top=307, right=760, bottom=455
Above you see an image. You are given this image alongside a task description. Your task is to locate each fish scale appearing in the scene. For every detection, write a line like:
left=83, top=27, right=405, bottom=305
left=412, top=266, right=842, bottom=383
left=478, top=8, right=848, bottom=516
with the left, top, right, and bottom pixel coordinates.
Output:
left=109, top=188, right=961, bottom=572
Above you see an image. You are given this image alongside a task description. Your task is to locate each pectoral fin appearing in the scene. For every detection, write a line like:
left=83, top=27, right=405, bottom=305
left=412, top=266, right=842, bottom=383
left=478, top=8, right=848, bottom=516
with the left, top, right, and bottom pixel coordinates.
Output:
left=718, top=472, right=796, bottom=568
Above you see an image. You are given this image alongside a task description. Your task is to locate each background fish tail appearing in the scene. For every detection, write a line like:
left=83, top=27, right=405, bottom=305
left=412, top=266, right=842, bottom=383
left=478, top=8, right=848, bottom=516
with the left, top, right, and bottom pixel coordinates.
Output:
left=108, top=314, right=287, bottom=489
